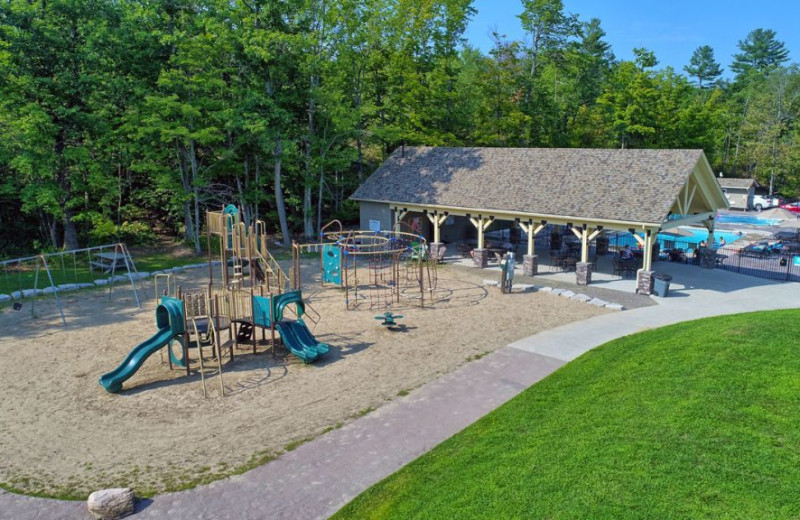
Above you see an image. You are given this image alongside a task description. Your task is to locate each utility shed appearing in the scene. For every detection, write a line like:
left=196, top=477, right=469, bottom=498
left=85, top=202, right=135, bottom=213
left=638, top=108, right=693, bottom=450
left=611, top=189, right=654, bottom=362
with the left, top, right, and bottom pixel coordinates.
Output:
left=716, top=177, right=758, bottom=211
left=351, top=147, right=729, bottom=292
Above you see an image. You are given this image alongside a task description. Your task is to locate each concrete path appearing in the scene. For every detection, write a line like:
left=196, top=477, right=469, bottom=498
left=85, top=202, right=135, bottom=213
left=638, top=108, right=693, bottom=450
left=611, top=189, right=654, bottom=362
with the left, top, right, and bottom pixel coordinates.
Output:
left=2, top=266, right=798, bottom=520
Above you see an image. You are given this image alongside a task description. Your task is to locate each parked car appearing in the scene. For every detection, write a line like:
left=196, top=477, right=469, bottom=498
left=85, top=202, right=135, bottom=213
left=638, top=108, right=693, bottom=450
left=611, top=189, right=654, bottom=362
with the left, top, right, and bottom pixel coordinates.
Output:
left=752, top=194, right=781, bottom=211
left=779, top=201, right=800, bottom=214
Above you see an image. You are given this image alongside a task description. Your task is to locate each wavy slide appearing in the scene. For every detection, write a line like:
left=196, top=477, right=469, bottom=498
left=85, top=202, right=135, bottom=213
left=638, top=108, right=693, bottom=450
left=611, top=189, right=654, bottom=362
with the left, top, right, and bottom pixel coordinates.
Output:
left=100, top=297, right=184, bottom=393
left=275, top=319, right=330, bottom=363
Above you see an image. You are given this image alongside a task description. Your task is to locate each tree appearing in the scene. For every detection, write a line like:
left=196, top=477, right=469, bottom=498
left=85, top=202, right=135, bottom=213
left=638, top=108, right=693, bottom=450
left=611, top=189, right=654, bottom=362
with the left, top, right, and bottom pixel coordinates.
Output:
left=684, top=45, right=723, bottom=87
left=731, top=28, right=790, bottom=77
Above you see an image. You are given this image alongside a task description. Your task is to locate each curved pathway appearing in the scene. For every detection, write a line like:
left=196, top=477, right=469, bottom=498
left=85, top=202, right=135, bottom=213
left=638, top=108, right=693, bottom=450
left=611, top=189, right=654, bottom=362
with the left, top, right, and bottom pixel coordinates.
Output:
left=2, top=264, right=798, bottom=520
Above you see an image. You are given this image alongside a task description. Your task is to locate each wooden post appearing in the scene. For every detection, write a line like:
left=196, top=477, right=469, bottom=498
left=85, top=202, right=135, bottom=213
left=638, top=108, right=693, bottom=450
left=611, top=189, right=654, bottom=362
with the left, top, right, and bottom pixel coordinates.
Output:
left=426, top=212, right=448, bottom=244
left=642, top=230, right=653, bottom=272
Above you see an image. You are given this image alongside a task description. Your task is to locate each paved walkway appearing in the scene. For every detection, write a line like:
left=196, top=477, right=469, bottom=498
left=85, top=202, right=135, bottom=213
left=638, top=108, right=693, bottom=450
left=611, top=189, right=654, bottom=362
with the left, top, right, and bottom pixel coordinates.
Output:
left=2, top=266, right=799, bottom=520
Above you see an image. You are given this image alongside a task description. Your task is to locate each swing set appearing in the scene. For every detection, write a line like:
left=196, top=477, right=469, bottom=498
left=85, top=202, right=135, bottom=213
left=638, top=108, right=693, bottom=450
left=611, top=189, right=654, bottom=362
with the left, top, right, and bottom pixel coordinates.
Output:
left=0, top=242, right=145, bottom=326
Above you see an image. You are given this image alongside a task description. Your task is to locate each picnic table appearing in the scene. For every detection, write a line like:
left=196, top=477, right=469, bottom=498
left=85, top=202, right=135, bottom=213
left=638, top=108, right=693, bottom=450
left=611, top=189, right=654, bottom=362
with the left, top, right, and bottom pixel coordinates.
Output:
left=91, top=251, right=130, bottom=273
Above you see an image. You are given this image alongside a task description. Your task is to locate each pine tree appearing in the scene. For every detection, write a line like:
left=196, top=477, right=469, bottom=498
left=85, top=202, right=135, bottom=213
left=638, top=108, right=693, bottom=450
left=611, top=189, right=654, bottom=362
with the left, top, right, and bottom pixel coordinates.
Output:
left=731, top=28, right=790, bottom=77
left=684, top=45, right=723, bottom=87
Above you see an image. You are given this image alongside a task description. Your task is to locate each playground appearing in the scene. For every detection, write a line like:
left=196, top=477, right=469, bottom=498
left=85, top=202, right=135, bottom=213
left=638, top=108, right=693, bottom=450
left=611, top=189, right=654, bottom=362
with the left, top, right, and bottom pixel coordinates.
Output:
left=0, top=253, right=607, bottom=498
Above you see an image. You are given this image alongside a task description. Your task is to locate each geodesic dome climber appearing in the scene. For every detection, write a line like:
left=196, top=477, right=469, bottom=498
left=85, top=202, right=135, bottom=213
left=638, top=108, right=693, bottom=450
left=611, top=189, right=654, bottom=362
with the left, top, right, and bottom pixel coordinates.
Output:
left=292, top=221, right=438, bottom=310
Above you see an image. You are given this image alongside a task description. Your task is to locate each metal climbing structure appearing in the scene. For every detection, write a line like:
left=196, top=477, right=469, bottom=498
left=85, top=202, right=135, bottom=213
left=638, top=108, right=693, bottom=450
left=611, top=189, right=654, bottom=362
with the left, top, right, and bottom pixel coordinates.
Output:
left=292, top=223, right=439, bottom=310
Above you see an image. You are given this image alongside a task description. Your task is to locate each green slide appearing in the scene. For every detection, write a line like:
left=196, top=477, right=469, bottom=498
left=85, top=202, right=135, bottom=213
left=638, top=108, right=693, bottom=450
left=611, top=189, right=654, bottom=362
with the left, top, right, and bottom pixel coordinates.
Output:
left=100, top=297, right=185, bottom=393
left=275, top=319, right=330, bottom=363
left=253, top=291, right=330, bottom=363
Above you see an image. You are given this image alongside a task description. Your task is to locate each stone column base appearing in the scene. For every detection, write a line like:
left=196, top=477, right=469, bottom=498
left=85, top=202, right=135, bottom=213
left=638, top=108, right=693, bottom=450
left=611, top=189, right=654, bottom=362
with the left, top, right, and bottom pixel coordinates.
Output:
left=522, top=254, right=538, bottom=276
left=472, top=248, right=488, bottom=268
left=429, top=242, right=446, bottom=261
left=637, top=270, right=654, bottom=295
left=576, top=262, right=592, bottom=285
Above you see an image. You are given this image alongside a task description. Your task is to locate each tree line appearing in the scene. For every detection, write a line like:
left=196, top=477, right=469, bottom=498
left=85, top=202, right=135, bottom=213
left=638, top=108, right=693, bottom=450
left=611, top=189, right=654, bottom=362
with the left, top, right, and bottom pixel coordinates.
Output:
left=1, top=0, right=798, bottom=256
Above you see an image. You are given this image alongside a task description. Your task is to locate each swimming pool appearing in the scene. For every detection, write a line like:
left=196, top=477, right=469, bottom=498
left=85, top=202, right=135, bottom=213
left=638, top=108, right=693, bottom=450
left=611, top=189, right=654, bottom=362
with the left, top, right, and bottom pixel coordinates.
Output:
left=715, top=214, right=779, bottom=226
left=612, top=228, right=742, bottom=251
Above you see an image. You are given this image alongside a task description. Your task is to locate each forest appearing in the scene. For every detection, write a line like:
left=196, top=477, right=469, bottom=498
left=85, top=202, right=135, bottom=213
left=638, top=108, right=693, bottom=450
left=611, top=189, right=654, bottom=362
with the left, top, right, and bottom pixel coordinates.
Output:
left=1, top=0, right=798, bottom=256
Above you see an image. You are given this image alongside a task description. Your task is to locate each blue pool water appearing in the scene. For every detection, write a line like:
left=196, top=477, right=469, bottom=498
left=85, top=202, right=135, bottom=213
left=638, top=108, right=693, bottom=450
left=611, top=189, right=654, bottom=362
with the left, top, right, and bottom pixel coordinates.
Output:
left=613, top=228, right=742, bottom=251
left=715, top=214, right=779, bottom=226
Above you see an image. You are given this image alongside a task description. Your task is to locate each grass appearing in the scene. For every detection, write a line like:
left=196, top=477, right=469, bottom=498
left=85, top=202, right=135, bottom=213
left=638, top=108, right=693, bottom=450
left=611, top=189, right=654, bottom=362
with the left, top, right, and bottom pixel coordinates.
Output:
left=333, top=309, right=800, bottom=520
left=0, top=251, right=204, bottom=297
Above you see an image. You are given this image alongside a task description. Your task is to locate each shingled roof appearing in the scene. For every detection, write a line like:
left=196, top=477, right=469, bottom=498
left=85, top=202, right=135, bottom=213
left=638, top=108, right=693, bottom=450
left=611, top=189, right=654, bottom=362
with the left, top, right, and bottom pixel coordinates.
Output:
left=717, top=177, right=758, bottom=190
left=351, top=147, right=714, bottom=225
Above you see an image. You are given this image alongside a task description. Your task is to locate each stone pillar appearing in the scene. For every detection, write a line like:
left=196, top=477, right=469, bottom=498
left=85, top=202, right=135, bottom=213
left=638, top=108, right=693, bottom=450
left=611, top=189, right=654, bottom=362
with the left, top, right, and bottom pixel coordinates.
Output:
left=429, top=242, right=446, bottom=261
left=595, top=237, right=609, bottom=256
left=472, top=248, right=488, bottom=268
left=637, top=270, right=654, bottom=295
left=522, top=254, right=538, bottom=276
left=576, top=261, right=592, bottom=286
left=699, top=247, right=716, bottom=269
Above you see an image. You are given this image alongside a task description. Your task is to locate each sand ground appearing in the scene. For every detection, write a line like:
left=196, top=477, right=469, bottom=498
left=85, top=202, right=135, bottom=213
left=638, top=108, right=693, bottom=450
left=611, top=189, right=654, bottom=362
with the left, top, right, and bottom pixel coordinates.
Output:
left=0, top=260, right=607, bottom=498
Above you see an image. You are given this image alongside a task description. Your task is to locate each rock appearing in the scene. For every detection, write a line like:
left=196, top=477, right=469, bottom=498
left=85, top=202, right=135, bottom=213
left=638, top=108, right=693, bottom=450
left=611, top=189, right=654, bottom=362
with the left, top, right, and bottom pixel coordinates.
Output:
left=87, top=488, right=135, bottom=520
left=94, top=279, right=109, bottom=286
left=12, top=289, right=41, bottom=299
left=133, top=271, right=151, bottom=279
left=588, top=297, right=609, bottom=307
left=550, top=288, right=564, bottom=296
left=539, top=286, right=553, bottom=292
left=78, top=283, right=95, bottom=289
left=42, top=286, right=60, bottom=294
left=57, top=283, right=81, bottom=292
left=482, top=279, right=499, bottom=287
left=0, top=294, right=10, bottom=302
left=571, top=293, right=592, bottom=302
left=514, top=283, right=535, bottom=292
left=560, top=290, right=575, bottom=298
left=171, top=266, right=185, bottom=273
left=604, top=303, right=625, bottom=311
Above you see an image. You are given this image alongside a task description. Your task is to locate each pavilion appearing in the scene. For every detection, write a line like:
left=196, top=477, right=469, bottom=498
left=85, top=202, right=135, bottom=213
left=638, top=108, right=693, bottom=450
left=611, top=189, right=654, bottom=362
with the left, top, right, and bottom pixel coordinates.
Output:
left=351, top=147, right=728, bottom=294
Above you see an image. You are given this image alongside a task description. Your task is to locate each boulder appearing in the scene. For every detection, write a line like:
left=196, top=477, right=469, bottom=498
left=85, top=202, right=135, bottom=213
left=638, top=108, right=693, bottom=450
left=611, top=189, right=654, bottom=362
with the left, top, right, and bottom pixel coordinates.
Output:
left=604, top=303, right=625, bottom=311
left=570, top=293, right=592, bottom=302
left=588, top=297, right=609, bottom=307
left=41, top=286, right=61, bottom=294
left=0, top=294, right=11, bottom=302
left=550, top=288, right=564, bottom=296
left=560, top=290, right=575, bottom=298
left=87, top=488, right=135, bottom=520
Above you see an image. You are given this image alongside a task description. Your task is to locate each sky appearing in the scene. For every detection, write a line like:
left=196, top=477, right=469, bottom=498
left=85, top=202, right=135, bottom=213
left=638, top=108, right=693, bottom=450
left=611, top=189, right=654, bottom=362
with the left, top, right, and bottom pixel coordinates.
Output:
left=464, top=0, right=800, bottom=78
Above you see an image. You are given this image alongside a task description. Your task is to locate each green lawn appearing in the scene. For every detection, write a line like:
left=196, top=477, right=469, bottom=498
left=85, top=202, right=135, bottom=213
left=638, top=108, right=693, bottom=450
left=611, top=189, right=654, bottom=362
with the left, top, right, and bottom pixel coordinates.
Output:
left=333, top=310, right=800, bottom=520
left=0, top=251, right=205, bottom=296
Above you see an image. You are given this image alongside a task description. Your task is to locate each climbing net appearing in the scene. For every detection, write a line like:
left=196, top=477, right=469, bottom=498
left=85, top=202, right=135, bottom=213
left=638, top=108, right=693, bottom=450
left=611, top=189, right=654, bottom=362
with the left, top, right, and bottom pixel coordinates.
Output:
left=312, top=229, right=438, bottom=310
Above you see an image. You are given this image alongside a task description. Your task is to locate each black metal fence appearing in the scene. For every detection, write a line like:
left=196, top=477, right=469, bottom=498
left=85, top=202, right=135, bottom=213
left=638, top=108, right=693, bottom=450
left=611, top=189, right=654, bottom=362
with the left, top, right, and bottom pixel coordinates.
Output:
left=714, top=245, right=800, bottom=282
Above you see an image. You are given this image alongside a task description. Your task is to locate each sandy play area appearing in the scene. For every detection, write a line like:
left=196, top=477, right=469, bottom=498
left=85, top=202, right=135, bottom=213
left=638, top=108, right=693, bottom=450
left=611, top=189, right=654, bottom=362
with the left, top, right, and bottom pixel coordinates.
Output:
left=0, top=260, right=608, bottom=498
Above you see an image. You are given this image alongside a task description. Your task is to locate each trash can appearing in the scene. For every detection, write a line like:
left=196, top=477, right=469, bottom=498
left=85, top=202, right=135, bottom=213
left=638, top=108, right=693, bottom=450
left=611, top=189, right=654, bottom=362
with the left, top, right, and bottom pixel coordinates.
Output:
left=652, top=273, right=673, bottom=297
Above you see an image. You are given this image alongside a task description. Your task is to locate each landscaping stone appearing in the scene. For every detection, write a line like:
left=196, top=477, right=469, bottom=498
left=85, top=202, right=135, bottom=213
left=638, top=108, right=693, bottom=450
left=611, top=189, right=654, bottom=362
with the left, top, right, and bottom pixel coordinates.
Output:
left=588, top=297, right=609, bottom=307
left=78, top=283, right=95, bottom=289
left=571, top=293, right=592, bottom=302
left=560, top=290, right=575, bottom=298
left=12, top=289, right=41, bottom=299
left=57, top=283, right=81, bottom=292
left=482, top=279, right=499, bottom=287
left=550, top=288, right=564, bottom=296
left=42, top=286, right=60, bottom=294
left=539, top=286, right=553, bottom=292
left=171, top=266, right=185, bottom=273
left=604, top=303, right=625, bottom=311
left=0, top=294, right=10, bottom=302
left=87, top=488, right=135, bottom=520
left=94, top=279, right=109, bottom=286
left=514, top=284, right=535, bottom=292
